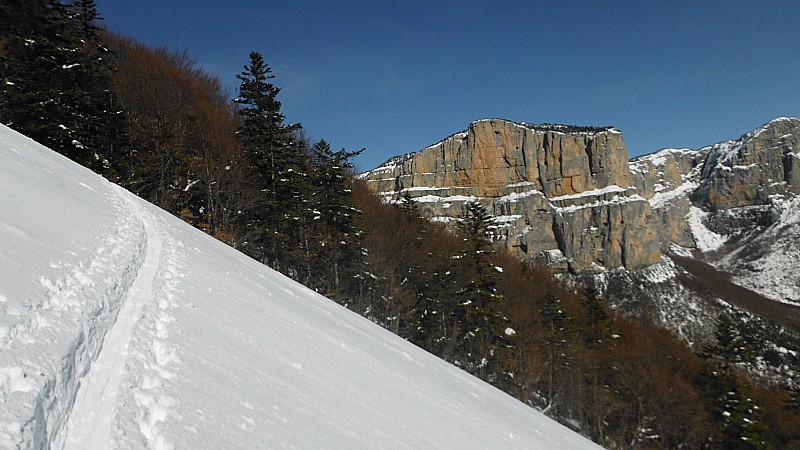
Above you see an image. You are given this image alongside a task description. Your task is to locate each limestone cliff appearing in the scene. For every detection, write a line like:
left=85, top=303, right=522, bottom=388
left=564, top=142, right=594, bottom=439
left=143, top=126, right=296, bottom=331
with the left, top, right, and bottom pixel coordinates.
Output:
left=367, top=119, right=630, bottom=198
left=361, top=119, right=659, bottom=271
left=578, top=118, right=800, bottom=362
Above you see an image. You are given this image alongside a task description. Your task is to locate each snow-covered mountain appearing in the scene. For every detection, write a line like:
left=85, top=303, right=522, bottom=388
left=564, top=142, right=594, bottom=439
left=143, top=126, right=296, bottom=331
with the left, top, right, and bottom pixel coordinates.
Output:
left=0, top=124, right=601, bottom=448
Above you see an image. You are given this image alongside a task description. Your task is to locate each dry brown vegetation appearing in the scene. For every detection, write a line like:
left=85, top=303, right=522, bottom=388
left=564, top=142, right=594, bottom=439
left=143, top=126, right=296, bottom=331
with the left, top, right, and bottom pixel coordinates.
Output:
left=105, top=32, right=254, bottom=242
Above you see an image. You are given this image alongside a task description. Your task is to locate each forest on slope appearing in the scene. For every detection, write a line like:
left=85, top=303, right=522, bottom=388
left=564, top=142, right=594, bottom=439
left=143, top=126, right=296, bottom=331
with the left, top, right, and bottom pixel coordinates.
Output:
left=1, top=1, right=799, bottom=448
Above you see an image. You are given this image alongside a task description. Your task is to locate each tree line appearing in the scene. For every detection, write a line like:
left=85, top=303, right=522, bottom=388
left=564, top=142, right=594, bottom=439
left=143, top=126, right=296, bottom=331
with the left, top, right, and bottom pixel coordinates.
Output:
left=2, top=2, right=799, bottom=448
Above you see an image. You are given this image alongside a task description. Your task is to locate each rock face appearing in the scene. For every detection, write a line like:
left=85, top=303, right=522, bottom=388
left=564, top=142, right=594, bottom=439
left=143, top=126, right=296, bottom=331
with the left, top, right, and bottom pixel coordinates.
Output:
left=361, top=117, right=800, bottom=287
left=368, top=119, right=631, bottom=198
left=361, top=119, right=659, bottom=271
left=628, top=118, right=800, bottom=260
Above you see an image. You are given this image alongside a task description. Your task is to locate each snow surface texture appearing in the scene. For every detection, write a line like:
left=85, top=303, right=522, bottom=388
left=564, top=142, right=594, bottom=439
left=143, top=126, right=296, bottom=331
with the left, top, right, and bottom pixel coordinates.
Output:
left=0, top=124, right=600, bottom=448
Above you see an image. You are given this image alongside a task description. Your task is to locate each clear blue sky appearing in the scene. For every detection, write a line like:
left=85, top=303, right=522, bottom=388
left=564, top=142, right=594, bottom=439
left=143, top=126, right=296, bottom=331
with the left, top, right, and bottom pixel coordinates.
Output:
left=94, top=0, right=799, bottom=171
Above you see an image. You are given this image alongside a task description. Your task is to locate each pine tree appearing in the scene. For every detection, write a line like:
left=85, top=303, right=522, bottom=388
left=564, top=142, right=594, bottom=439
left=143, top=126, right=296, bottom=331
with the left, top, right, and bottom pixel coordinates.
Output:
left=457, top=201, right=497, bottom=297
left=305, top=139, right=363, bottom=295
left=691, top=311, right=771, bottom=448
left=712, top=312, right=751, bottom=366
left=453, top=201, right=510, bottom=380
left=234, top=51, right=304, bottom=269
left=538, top=291, right=573, bottom=416
left=64, top=0, right=127, bottom=175
left=582, top=283, right=610, bottom=348
left=398, top=191, right=418, bottom=215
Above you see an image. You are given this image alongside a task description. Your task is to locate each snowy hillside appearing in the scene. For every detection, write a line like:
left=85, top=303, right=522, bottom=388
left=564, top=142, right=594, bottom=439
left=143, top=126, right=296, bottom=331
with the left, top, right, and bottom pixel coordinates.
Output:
left=0, top=124, right=600, bottom=449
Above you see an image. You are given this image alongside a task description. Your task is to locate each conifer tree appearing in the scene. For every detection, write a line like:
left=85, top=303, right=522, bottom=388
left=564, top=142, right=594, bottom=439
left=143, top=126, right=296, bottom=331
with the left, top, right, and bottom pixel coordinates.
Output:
left=582, top=284, right=610, bottom=348
left=234, top=51, right=304, bottom=269
left=398, top=192, right=418, bottom=215
left=695, top=363, right=769, bottom=449
left=712, top=312, right=751, bottom=366
left=457, top=201, right=498, bottom=298
left=538, top=291, right=573, bottom=415
left=691, top=311, right=771, bottom=448
left=305, top=139, right=363, bottom=295
left=454, top=201, right=510, bottom=379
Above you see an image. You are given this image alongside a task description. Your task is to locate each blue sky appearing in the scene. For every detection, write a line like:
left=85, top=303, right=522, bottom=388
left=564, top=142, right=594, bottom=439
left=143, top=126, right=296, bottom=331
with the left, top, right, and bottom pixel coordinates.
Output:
left=94, top=0, right=799, bottom=171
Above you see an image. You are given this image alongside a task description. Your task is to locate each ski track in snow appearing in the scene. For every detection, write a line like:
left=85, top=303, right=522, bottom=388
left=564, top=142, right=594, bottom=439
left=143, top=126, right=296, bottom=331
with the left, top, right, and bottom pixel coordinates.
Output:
left=120, top=209, right=183, bottom=450
left=0, top=171, right=146, bottom=448
left=56, top=188, right=180, bottom=450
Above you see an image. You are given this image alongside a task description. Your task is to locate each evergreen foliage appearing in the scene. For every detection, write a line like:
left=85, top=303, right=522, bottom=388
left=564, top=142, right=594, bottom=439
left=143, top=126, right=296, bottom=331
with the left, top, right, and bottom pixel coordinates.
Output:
left=398, top=191, right=418, bottom=215
left=0, top=0, right=127, bottom=176
left=692, top=311, right=772, bottom=448
left=713, top=312, right=751, bottom=366
left=453, top=201, right=510, bottom=379
left=304, top=139, right=364, bottom=296
left=234, top=51, right=306, bottom=270
left=582, top=284, right=610, bottom=347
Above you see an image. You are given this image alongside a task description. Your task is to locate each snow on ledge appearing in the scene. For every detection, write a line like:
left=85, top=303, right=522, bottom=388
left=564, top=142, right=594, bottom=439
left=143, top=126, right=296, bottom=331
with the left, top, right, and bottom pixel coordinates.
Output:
left=548, top=185, right=627, bottom=202
left=649, top=181, right=698, bottom=209
left=556, top=194, right=647, bottom=213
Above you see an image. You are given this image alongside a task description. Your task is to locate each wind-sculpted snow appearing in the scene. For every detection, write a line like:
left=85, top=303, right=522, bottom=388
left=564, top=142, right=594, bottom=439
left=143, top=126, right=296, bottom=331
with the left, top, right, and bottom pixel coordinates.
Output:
left=0, top=124, right=600, bottom=448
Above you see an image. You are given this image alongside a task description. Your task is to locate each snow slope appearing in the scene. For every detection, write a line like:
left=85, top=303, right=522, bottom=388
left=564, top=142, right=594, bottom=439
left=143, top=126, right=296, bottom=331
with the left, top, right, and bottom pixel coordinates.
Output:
left=0, top=124, right=600, bottom=448
left=717, top=196, right=800, bottom=306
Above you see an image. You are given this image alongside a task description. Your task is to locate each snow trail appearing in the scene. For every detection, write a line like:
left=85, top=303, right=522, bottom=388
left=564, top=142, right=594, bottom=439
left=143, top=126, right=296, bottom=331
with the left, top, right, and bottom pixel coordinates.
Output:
left=57, top=190, right=163, bottom=450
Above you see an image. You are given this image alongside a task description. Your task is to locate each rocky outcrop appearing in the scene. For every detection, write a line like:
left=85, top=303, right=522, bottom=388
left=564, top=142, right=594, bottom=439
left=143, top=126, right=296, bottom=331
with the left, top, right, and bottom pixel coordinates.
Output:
left=694, top=117, right=800, bottom=210
left=628, top=147, right=704, bottom=250
left=362, top=116, right=800, bottom=378
left=361, top=119, right=659, bottom=272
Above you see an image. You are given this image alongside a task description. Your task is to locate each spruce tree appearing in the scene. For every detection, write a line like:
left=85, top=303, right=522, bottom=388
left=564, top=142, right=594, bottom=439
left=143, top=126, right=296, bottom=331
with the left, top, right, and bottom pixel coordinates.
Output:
left=712, top=312, right=751, bottom=366
left=307, top=139, right=363, bottom=295
left=398, top=192, right=418, bottom=215
left=695, top=363, right=769, bottom=449
left=582, top=284, right=610, bottom=347
left=454, top=201, right=509, bottom=379
left=234, top=51, right=304, bottom=269
left=538, top=291, right=573, bottom=416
